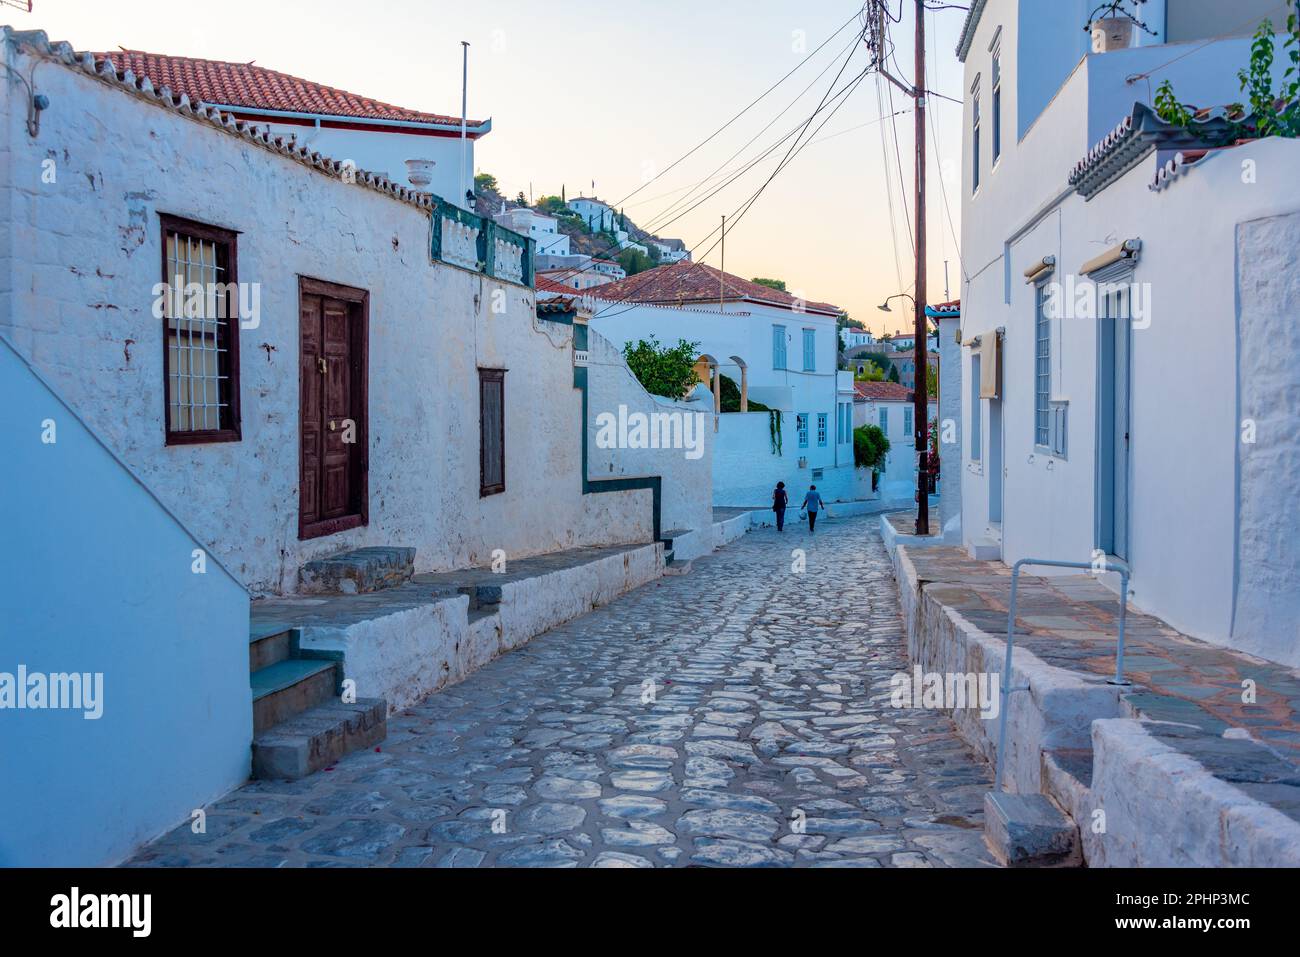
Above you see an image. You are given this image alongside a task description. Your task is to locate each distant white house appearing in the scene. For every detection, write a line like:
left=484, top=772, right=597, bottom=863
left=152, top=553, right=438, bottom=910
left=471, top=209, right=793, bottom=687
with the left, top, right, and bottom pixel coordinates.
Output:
left=536, top=254, right=626, bottom=290
left=840, top=326, right=875, bottom=349
left=853, top=381, right=937, bottom=500
left=569, top=196, right=617, bottom=232
left=495, top=206, right=569, bottom=256
left=650, top=239, right=691, bottom=263
left=956, top=0, right=1300, bottom=667
left=94, top=49, right=491, bottom=208
left=589, top=262, right=856, bottom=507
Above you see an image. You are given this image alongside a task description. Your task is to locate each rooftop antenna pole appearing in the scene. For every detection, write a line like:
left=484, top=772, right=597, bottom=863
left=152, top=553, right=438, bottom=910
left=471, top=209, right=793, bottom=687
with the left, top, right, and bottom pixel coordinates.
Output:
left=459, top=41, right=469, bottom=207
left=720, top=215, right=726, bottom=314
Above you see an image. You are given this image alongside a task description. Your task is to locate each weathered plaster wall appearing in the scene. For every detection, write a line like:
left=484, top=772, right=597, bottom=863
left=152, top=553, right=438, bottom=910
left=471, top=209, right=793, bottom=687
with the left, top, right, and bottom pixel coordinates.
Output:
left=585, top=327, right=713, bottom=535
left=0, top=340, right=251, bottom=866
left=938, top=316, right=962, bottom=532
left=0, top=48, right=657, bottom=595
left=1233, top=209, right=1300, bottom=668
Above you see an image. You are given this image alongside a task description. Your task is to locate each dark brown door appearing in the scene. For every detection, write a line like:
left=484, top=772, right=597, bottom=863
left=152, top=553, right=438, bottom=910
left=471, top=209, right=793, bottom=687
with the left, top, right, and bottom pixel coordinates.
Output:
left=299, top=278, right=368, bottom=539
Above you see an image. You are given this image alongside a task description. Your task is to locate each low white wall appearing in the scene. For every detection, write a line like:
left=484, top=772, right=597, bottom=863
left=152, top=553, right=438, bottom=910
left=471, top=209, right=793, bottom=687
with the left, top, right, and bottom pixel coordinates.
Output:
left=0, top=340, right=251, bottom=866
left=585, top=329, right=713, bottom=536
left=713, top=411, right=857, bottom=507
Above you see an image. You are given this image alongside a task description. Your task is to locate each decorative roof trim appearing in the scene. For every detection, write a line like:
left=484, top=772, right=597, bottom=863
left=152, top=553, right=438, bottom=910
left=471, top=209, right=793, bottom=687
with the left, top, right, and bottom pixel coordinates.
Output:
left=4, top=27, right=437, bottom=214
left=956, top=0, right=989, bottom=62
left=1069, top=102, right=1240, bottom=200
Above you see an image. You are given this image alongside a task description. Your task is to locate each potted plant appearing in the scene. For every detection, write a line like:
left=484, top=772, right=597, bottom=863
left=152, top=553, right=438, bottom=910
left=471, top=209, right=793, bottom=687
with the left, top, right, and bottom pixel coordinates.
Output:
left=1085, top=2, right=1155, bottom=53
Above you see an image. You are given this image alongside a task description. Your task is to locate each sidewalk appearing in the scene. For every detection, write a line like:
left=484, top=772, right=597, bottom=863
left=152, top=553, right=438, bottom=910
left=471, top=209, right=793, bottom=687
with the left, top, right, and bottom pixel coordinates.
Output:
left=882, top=516, right=1300, bottom=866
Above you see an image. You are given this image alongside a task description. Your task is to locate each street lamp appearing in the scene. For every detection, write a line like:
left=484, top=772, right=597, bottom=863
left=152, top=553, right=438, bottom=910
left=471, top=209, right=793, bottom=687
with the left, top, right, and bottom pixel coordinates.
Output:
left=877, top=293, right=915, bottom=313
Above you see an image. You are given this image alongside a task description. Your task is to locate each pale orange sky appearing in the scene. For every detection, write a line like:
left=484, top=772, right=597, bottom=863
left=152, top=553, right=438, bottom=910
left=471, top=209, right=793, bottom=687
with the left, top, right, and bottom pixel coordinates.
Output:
left=17, top=0, right=966, bottom=334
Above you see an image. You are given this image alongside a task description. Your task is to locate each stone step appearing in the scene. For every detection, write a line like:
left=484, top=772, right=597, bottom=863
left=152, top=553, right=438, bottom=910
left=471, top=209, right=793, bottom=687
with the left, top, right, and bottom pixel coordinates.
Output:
left=983, top=791, right=1081, bottom=867
left=458, top=582, right=503, bottom=610
left=299, top=546, right=416, bottom=595
left=248, top=626, right=294, bottom=672
left=251, top=658, right=338, bottom=733
left=966, top=537, right=1001, bottom=561
left=252, top=698, right=387, bottom=780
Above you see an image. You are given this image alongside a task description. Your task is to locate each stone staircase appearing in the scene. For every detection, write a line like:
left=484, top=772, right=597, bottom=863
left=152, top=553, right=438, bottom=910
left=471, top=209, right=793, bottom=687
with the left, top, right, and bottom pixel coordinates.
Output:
left=246, top=545, right=416, bottom=780
left=248, top=624, right=387, bottom=779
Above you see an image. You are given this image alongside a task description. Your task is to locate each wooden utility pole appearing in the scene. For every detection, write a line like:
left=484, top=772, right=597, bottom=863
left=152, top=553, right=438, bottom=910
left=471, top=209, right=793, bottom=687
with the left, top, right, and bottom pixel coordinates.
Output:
left=912, top=0, right=930, bottom=535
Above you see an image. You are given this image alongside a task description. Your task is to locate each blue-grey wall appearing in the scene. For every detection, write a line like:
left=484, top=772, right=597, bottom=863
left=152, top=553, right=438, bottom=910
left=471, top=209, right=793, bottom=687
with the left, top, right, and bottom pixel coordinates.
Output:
left=0, top=338, right=251, bottom=865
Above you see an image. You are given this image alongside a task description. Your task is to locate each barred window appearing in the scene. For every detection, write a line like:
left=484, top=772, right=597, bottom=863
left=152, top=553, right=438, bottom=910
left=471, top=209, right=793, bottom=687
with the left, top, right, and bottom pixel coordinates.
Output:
left=161, top=215, right=241, bottom=444
left=1035, top=282, right=1051, bottom=448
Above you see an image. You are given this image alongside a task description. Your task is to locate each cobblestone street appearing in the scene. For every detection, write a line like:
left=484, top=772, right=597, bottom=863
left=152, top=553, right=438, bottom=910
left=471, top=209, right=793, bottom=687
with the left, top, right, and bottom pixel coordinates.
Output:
left=129, top=515, right=996, bottom=868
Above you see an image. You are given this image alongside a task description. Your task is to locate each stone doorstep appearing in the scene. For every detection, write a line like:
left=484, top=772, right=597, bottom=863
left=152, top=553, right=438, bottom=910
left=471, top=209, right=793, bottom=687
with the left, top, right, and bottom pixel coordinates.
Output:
left=983, top=791, right=1081, bottom=867
left=252, top=698, right=387, bottom=780
left=299, top=546, right=416, bottom=595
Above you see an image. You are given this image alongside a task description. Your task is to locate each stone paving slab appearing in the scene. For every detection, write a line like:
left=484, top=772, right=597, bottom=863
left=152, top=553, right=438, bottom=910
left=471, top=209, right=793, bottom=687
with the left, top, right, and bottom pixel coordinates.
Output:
left=903, top=545, right=1300, bottom=825
left=126, top=518, right=995, bottom=868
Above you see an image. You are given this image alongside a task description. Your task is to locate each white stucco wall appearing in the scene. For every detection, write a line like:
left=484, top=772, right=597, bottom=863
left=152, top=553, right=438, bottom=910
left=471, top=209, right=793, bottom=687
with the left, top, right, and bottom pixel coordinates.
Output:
left=1232, top=208, right=1300, bottom=667
left=956, top=1, right=1300, bottom=664
left=0, top=339, right=251, bottom=866
left=0, top=46, right=661, bottom=596
left=585, top=327, right=713, bottom=535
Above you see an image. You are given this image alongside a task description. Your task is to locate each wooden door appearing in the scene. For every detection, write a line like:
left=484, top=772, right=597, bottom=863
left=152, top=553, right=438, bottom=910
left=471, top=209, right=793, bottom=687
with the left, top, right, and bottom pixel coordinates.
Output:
left=299, top=278, right=368, bottom=539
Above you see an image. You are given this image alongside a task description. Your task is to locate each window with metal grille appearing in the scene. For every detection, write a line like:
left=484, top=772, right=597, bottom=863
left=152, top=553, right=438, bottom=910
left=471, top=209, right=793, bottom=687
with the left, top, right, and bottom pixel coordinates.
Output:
left=971, top=76, right=981, bottom=192
left=802, top=329, right=816, bottom=371
left=772, top=325, right=787, bottom=370
left=796, top=413, right=809, bottom=448
left=1035, top=282, right=1052, bottom=448
left=161, top=215, right=241, bottom=444
left=479, top=369, right=506, bottom=496
left=817, top=413, right=827, bottom=447
left=970, top=353, right=982, bottom=461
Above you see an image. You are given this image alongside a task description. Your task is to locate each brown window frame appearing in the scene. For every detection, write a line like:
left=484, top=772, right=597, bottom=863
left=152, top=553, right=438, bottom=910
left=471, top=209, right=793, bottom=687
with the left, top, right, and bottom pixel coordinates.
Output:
left=479, top=368, right=506, bottom=497
left=159, top=213, right=242, bottom=445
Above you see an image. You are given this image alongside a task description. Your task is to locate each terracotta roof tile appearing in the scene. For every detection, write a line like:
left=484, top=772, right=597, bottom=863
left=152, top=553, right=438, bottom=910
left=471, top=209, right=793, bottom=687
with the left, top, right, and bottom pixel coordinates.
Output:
left=93, top=50, right=484, bottom=127
left=589, top=262, right=841, bottom=316
left=853, top=380, right=913, bottom=401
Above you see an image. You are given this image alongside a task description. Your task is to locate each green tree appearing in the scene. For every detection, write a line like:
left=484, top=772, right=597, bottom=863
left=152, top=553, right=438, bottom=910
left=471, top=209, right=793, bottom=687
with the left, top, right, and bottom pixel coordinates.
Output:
left=621, top=336, right=701, bottom=398
left=617, top=247, right=656, bottom=276
left=474, top=172, right=499, bottom=193
left=887, top=365, right=901, bottom=384
left=534, top=195, right=566, bottom=214
left=853, top=424, right=890, bottom=471
left=751, top=277, right=787, bottom=292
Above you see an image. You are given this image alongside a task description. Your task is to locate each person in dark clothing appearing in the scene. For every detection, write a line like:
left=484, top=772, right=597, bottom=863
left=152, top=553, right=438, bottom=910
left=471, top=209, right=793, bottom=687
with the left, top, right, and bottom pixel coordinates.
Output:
left=772, top=481, right=788, bottom=531
left=802, top=485, right=823, bottom=533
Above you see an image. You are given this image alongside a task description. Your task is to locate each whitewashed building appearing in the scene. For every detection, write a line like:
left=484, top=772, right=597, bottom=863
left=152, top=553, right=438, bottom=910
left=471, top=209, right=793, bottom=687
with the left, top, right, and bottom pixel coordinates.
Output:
left=495, top=205, right=570, bottom=255
left=589, top=262, right=857, bottom=506
left=956, top=0, right=1300, bottom=666
left=840, top=326, right=876, bottom=349
left=95, top=49, right=491, bottom=208
left=0, top=29, right=714, bottom=865
left=853, top=381, right=938, bottom=501
left=569, top=196, right=616, bottom=232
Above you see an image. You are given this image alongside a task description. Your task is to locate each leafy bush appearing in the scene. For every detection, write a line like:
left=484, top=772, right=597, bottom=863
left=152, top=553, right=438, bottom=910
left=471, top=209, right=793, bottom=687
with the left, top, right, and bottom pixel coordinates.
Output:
left=622, top=336, right=701, bottom=398
left=474, top=172, right=499, bottom=193
left=718, top=374, right=772, bottom=412
left=854, top=424, right=890, bottom=471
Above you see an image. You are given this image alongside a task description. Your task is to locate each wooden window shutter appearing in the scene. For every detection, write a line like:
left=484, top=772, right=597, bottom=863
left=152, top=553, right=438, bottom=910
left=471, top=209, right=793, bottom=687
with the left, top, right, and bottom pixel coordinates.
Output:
left=479, top=369, right=506, bottom=496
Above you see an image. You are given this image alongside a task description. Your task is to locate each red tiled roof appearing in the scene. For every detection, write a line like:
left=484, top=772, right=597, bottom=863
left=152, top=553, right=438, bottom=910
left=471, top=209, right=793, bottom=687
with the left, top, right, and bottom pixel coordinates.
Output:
left=93, top=50, right=484, bottom=127
left=535, top=275, right=578, bottom=295
left=853, top=381, right=912, bottom=401
left=589, top=262, right=841, bottom=316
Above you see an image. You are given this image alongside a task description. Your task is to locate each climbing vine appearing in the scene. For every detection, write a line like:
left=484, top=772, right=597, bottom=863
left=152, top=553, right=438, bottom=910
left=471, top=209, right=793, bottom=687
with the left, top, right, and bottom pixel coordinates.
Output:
left=769, top=410, right=783, bottom=456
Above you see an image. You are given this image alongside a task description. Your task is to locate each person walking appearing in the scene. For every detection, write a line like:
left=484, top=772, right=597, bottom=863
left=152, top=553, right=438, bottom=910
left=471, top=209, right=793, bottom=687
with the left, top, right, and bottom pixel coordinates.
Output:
left=772, top=481, right=788, bottom=532
left=801, top=484, right=823, bottom=533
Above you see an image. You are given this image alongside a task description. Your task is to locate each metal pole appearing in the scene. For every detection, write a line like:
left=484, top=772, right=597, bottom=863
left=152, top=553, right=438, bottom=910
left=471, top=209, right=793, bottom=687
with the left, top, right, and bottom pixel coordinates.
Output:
left=913, top=0, right=930, bottom=535
left=720, top=215, right=726, bottom=314
left=460, top=41, right=469, bottom=207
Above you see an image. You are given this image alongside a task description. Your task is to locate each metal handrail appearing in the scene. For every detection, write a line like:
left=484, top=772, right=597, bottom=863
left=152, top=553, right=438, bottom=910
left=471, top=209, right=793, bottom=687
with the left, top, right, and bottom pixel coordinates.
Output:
left=993, top=556, right=1131, bottom=791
